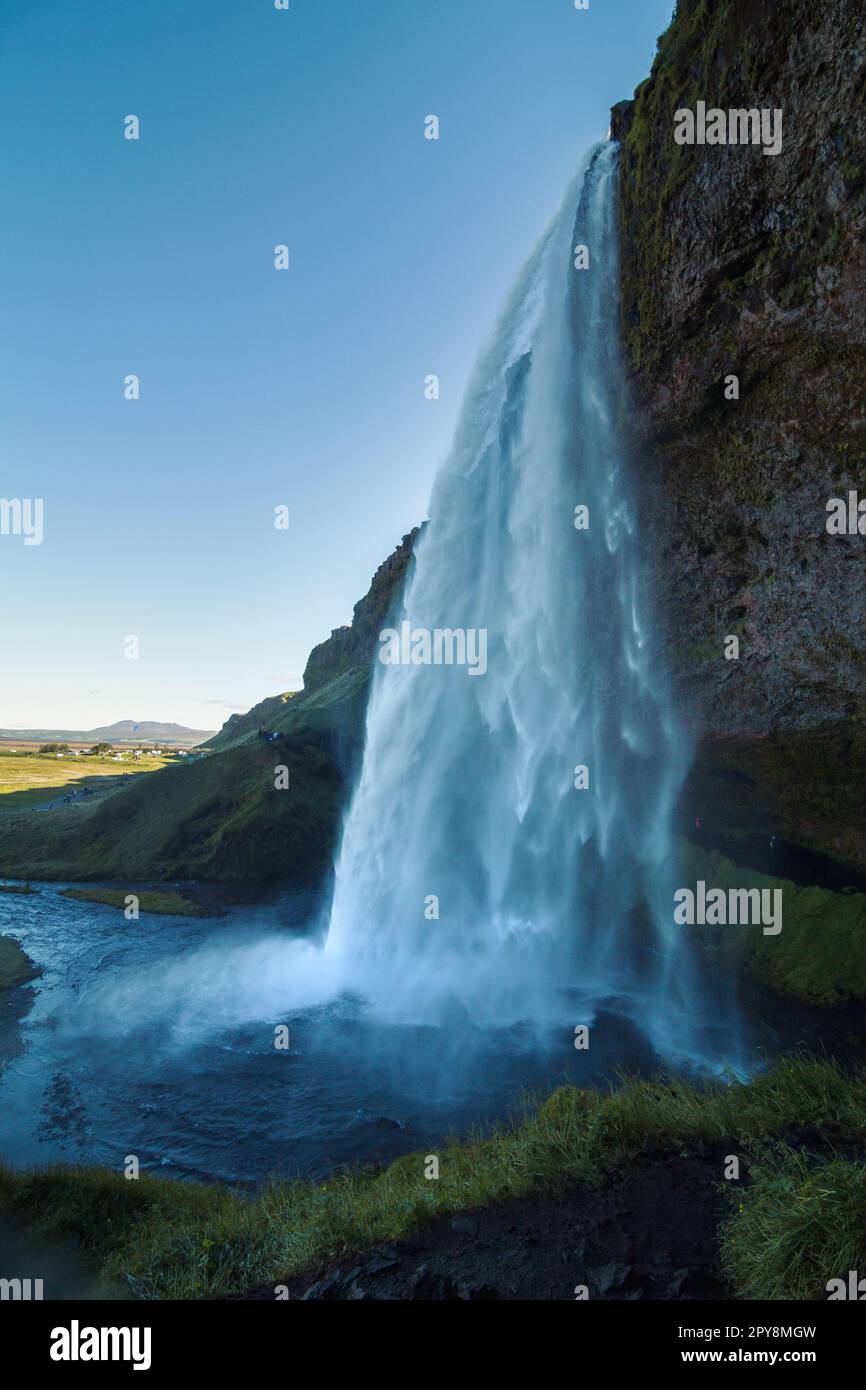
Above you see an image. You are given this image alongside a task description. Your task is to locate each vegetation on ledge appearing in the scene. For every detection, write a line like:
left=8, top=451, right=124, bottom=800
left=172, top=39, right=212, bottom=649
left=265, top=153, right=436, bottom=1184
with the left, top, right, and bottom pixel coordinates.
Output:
left=60, top=888, right=214, bottom=918
left=681, top=841, right=866, bottom=1008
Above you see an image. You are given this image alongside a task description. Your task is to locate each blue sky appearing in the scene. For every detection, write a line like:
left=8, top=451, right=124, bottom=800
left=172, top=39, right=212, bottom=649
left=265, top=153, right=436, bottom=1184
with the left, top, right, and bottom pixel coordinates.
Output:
left=1, top=0, right=674, bottom=731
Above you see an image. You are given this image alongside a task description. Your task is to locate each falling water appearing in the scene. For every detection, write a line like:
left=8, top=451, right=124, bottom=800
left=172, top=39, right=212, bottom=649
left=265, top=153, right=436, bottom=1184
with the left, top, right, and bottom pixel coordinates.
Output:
left=325, top=142, right=719, bottom=1063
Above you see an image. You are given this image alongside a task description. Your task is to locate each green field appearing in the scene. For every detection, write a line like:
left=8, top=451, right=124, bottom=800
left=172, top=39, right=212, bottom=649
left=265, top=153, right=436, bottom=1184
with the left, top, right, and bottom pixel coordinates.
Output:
left=0, top=750, right=171, bottom=811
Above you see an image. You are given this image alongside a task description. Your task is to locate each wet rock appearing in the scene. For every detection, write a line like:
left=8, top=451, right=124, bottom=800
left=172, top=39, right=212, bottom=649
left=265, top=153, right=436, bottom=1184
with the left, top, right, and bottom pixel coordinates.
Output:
left=301, top=1271, right=343, bottom=1300
left=458, top=1282, right=499, bottom=1301
left=410, top=1264, right=460, bottom=1300
left=668, top=1267, right=728, bottom=1300
left=589, top=1263, right=644, bottom=1297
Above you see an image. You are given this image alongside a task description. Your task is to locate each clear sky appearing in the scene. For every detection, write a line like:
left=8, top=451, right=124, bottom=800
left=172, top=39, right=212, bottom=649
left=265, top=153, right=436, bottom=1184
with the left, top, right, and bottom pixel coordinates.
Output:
left=1, top=0, right=674, bottom=732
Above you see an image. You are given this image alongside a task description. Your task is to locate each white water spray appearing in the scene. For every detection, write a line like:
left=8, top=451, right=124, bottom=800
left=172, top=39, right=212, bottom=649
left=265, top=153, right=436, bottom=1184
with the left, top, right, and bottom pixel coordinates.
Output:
left=324, top=143, right=716, bottom=1061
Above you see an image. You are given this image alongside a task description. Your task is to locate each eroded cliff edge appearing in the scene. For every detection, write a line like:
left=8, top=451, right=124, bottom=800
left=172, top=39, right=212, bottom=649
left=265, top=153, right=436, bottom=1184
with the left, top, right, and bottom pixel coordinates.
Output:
left=616, top=0, right=866, bottom=863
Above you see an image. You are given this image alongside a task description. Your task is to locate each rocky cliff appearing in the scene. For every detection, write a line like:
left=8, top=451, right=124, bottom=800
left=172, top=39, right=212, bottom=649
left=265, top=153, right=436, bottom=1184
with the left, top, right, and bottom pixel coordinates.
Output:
left=616, top=0, right=866, bottom=863
left=302, top=528, right=424, bottom=695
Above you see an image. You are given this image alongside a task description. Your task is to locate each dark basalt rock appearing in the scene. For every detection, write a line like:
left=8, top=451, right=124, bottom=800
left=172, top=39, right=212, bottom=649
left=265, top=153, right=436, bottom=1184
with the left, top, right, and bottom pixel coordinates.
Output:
left=614, top=0, right=866, bottom=870
left=609, top=99, right=635, bottom=142
left=617, top=0, right=866, bottom=742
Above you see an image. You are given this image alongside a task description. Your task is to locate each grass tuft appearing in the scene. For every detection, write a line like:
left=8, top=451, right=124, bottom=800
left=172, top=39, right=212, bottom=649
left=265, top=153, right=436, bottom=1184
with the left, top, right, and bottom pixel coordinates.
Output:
left=721, top=1150, right=866, bottom=1300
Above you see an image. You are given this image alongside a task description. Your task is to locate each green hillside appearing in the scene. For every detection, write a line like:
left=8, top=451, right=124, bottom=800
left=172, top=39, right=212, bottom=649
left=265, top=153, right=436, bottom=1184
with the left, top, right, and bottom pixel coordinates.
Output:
left=0, top=668, right=365, bottom=883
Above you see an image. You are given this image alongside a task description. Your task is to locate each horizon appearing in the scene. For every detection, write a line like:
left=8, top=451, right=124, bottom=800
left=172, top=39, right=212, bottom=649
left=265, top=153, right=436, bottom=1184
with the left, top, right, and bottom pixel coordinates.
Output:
left=0, top=718, right=217, bottom=736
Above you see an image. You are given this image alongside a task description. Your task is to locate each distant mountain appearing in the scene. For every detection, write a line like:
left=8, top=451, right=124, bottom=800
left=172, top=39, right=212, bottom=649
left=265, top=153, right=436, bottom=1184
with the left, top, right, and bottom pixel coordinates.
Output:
left=0, top=721, right=215, bottom=746
left=89, top=721, right=214, bottom=743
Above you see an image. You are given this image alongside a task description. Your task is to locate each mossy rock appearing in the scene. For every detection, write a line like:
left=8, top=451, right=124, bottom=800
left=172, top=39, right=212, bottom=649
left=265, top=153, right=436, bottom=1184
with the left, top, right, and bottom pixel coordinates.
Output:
left=0, top=936, right=38, bottom=993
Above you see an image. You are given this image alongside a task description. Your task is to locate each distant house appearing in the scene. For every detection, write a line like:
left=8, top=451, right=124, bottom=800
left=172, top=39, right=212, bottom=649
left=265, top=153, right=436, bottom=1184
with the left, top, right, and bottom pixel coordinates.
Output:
left=133, top=750, right=142, bottom=760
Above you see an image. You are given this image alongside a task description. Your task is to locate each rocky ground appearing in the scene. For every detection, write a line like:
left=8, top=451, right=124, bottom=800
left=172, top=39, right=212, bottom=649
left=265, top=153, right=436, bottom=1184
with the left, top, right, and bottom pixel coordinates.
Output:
left=243, top=1149, right=733, bottom=1302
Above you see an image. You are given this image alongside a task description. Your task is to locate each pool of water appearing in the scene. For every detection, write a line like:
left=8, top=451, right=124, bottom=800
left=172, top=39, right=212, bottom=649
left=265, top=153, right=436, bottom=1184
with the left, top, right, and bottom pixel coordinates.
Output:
left=0, top=882, right=848, bottom=1190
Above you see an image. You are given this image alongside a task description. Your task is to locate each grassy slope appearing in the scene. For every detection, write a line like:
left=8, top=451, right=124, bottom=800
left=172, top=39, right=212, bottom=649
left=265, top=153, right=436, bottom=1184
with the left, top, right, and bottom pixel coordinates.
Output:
left=1, top=1055, right=862, bottom=1300
left=206, top=666, right=370, bottom=752
left=0, top=667, right=367, bottom=883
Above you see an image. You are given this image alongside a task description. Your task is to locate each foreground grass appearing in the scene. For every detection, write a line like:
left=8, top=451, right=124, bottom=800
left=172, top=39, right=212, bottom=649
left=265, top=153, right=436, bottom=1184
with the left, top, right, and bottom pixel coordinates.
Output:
left=60, top=888, right=212, bottom=918
left=721, top=1149, right=866, bottom=1300
left=1, top=1055, right=864, bottom=1299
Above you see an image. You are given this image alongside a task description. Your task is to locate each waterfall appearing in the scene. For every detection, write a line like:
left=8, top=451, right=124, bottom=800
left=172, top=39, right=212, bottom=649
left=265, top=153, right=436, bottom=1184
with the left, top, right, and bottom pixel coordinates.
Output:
left=324, top=143, right=717, bottom=1063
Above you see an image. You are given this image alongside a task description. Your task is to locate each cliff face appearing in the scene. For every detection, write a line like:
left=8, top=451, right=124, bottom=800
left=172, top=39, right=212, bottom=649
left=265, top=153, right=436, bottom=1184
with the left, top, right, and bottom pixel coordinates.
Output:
left=617, top=0, right=866, bottom=739
left=301, top=527, right=423, bottom=694
left=613, top=0, right=866, bottom=868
